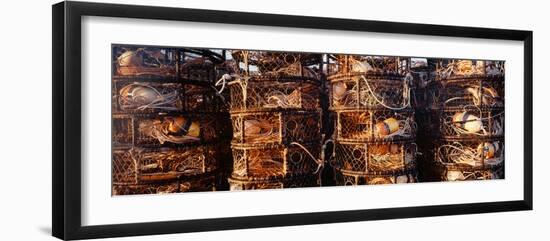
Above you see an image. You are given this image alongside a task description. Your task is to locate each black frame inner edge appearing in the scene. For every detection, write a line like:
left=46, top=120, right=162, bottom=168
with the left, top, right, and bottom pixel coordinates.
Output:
left=52, top=1, right=533, bottom=240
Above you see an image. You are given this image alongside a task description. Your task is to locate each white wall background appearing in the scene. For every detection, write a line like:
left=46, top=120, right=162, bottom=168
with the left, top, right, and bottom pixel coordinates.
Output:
left=0, top=0, right=546, bottom=240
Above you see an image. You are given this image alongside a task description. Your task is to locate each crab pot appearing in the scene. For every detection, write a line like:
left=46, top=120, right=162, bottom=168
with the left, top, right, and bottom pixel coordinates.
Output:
left=231, top=142, right=321, bottom=178
left=230, top=111, right=321, bottom=145
left=112, top=144, right=226, bottom=186
left=228, top=174, right=319, bottom=190
left=435, top=59, right=505, bottom=80
left=127, top=113, right=231, bottom=147
left=113, top=81, right=228, bottom=114
left=332, top=141, right=417, bottom=174
left=327, top=54, right=408, bottom=76
left=230, top=50, right=322, bottom=79
left=179, top=49, right=227, bottom=83
left=328, top=74, right=409, bottom=110
left=434, top=77, right=504, bottom=109
left=113, top=115, right=134, bottom=148
left=228, top=78, right=321, bottom=112
left=334, top=109, right=416, bottom=142
left=437, top=107, right=504, bottom=139
left=435, top=138, right=504, bottom=170
left=112, top=173, right=218, bottom=195
left=437, top=162, right=504, bottom=181
left=113, top=45, right=178, bottom=77
left=335, top=168, right=417, bottom=186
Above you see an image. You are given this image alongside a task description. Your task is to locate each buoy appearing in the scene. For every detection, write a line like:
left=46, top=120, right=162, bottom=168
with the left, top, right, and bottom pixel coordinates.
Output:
left=477, top=142, right=499, bottom=159
left=396, top=175, right=409, bottom=183
left=168, top=117, right=200, bottom=138
left=117, top=50, right=143, bottom=67
left=332, top=82, right=347, bottom=99
left=374, top=117, right=400, bottom=137
left=452, top=112, right=483, bottom=133
left=120, top=84, right=159, bottom=105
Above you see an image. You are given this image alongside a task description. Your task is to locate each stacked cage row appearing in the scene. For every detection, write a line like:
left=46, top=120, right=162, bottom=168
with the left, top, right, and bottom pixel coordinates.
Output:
left=226, top=51, right=324, bottom=190
left=111, top=46, right=232, bottom=195
left=327, top=55, right=418, bottom=185
left=426, top=59, right=505, bottom=181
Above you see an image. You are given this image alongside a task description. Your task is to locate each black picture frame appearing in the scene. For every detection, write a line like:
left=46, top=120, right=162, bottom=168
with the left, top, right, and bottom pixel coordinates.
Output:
left=52, top=1, right=533, bottom=240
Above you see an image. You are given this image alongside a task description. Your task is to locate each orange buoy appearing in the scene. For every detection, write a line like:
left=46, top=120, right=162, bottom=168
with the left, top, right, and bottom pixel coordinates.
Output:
left=168, top=116, right=200, bottom=138
left=374, top=117, right=400, bottom=137
left=477, top=142, right=499, bottom=159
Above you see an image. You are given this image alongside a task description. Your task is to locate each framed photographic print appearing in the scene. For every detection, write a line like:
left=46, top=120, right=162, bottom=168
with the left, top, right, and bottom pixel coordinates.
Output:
left=52, top=1, right=533, bottom=240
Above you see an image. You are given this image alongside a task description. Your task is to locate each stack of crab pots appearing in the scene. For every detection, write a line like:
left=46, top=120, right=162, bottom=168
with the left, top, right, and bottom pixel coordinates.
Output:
left=111, top=45, right=232, bottom=195
left=327, top=55, right=418, bottom=185
left=428, top=59, right=505, bottom=181
left=226, top=51, right=324, bottom=190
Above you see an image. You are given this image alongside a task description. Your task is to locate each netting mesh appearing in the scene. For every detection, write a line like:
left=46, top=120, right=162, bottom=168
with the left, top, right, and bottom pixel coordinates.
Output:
left=114, top=46, right=178, bottom=77
left=435, top=79, right=504, bottom=109
left=228, top=174, right=318, bottom=190
left=334, top=169, right=417, bottom=186
left=231, top=111, right=321, bottom=144
left=112, top=175, right=217, bottom=195
left=228, top=80, right=320, bottom=112
left=440, top=165, right=504, bottom=181
left=336, top=110, right=416, bottom=142
left=111, top=145, right=222, bottom=186
left=329, top=75, right=410, bottom=110
left=112, top=150, right=137, bottom=185
left=438, top=107, right=504, bottom=138
left=327, top=55, right=407, bottom=76
left=436, top=59, right=505, bottom=80
left=231, top=51, right=322, bottom=79
left=435, top=139, right=504, bottom=168
left=134, top=113, right=231, bottom=146
left=231, top=143, right=320, bottom=178
left=333, top=142, right=416, bottom=173
left=112, top=116, right=133, bottom=147
left=113, top=81, right=228, bottom=113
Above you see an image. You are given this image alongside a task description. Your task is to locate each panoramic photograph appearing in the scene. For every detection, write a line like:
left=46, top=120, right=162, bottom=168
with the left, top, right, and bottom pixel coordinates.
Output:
left=111, top=44, right=505, bottom=195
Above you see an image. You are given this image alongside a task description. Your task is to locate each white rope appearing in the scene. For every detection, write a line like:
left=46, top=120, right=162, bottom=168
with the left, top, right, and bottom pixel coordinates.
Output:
left=290, top=142, right=324, bottom=174
left=360, top=75, right=410, bottom=110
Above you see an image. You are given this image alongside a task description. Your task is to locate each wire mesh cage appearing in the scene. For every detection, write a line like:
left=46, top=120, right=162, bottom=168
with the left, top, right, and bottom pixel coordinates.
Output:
left=328, top=73, right=411, bottom=110
left=179, top=49, right=227, bottom=83
left=113, top=115, right=134, bottom=148
left=435, top=138, right=504, bottom=169
left=230, top=142, right=321, bottom=178
left=113, top=81, right=228, bottom=113
left=231, top=111, right=321, bottom=145
left=334, top=169, right=417, bottom=186
left=113, top=46, right=178, bottom=77
left=332, top=141, right=417, bottom=174
left=228, top=174, right=319, bottom=190
left=112, top=174, right=218, bottom=195
left=437, top=162, right=504, bottom=181
left=112, top=144, right=225, bottom=186
left=230, top=50, right=322, bottom=80
left=437, top=106, right=504, bottom=139
left=334, top=109, right=416, bottom=142
left=327, top=54, right=408, bottom=77
left=435, top=78, right=504, bottom=109
left=228, top=79, right=321, bottom=112
left=131, top=113, right=231, bottom=147
left=113, top=45, right=229, bottom=82
left=435, top=59, right=505, bottom=80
